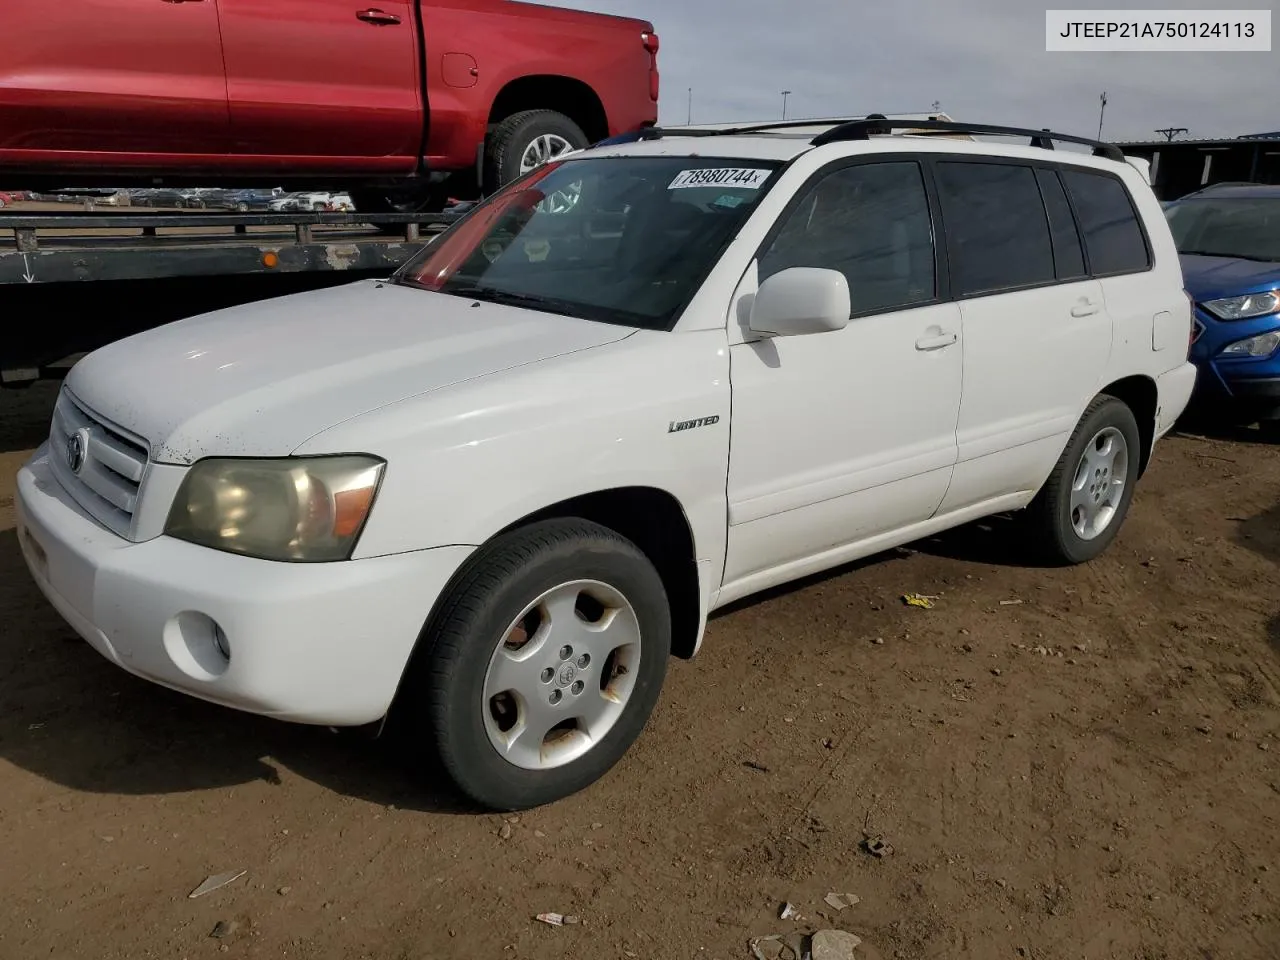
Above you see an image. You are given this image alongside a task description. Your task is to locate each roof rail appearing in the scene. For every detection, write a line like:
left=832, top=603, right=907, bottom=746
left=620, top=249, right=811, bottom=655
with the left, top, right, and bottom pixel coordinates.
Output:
left=637, top=117, right=871, bottom=140
left=809, top=118, right=1126, bottom=162
left=636, top=114, right=949, bottom=141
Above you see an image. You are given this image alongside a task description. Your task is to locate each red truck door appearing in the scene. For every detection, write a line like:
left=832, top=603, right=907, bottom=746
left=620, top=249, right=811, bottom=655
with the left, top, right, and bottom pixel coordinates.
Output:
left=0, top=0, right=228, bottom=161
left=217, top=0, right=422, bottom=174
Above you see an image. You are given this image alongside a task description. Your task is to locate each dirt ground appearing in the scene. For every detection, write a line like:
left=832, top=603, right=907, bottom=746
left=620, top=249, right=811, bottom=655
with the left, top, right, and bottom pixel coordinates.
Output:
left=1, top=380, right=1277, bottom=960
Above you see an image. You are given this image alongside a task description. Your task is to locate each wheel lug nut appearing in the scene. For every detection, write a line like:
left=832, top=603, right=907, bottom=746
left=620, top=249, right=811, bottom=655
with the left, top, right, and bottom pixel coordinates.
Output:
left=571, top=680, right=584, bottom=695
left=549, top=690, right=562, bottom=705
left=558, top=645, right=572, bottom=661
left=541, top=667, right=554, bottom=684
left=577, top=654, right=590, bottom=669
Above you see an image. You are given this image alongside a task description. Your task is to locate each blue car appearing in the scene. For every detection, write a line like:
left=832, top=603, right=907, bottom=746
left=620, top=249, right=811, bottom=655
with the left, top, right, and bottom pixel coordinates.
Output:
left=1165, top=183, right=1280, bottom=436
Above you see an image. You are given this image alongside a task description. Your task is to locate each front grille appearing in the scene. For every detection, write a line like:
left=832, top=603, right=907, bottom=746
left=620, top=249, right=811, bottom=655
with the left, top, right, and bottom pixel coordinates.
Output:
left=48, top=389, right=149, bottom=539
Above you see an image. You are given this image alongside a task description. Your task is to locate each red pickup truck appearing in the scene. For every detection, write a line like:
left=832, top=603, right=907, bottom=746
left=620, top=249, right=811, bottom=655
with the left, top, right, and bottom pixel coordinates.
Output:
left=0, top=0, right=658, bottom=211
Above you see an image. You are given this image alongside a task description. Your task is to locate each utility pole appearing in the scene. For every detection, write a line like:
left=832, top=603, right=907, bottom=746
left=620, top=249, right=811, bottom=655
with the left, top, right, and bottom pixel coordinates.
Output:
left=687, top=87, right=693, bottom=125
left=1097, top=91, right=1108, bottom=140
left=1155, top=126, right=1187, bottom=142
left=781, top=90, right=792, bottom=120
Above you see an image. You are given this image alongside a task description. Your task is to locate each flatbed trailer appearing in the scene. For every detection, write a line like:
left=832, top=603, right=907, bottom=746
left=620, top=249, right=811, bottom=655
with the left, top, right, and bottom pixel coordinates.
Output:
left=1, top=207, right=457, bottom=385
left=0, top=208, right=454, bottom=285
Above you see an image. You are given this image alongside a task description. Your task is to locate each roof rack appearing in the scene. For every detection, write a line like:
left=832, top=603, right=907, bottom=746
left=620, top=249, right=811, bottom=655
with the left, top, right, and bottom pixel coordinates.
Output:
left=635, top=114, right=947, bottom=141
left=809, top=118, right=1125, bottom=162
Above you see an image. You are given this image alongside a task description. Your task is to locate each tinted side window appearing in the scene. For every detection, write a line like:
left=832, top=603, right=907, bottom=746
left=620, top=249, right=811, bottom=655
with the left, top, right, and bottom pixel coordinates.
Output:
left=1060, top=169, right=1151, bottom=275
left=936, top=161, right=1055, bottom=296
left=759, top=161, right=935, bottom=315
left=1035, top=168, right=1087, bottom=280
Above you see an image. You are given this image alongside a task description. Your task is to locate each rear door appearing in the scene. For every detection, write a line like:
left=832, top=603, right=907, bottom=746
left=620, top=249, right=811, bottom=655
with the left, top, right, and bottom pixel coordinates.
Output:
left=0, top=0, right=227, bottom=158
left=933, top=159, right=1110, bottom=513
left=217, top=0, right=420, bottom=172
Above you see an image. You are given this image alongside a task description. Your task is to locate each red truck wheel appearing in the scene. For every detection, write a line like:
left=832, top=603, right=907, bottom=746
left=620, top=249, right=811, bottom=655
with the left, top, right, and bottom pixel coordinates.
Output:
left=485, top=109, right=588, bottom=193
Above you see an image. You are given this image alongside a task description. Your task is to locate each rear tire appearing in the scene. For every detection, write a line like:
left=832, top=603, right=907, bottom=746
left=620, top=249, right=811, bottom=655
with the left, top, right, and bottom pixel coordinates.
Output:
left=484, top=109, right=587, bottom=194
left=401, top=518, right=671, bottom=811
left=1024, top=395, right=1142, bottom=565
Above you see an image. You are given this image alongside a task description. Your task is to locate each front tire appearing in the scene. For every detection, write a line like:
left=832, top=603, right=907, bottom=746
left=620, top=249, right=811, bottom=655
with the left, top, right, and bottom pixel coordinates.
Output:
left=406, top=518, right=671, bottom=810
left=1025, top=395, right=1142, bottom=565
left=484, top=109, right=588, bottom=194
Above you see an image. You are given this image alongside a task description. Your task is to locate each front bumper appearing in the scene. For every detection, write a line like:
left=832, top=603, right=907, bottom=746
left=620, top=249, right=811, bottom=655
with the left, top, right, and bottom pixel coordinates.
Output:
left=16, top=443, right=471, bottom=726
left=1190, top=308, right=1280, bottom=419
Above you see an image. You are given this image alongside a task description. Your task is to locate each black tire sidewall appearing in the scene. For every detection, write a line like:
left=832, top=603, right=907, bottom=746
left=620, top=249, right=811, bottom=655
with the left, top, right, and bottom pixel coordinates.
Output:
left=1051, top=398, right=1142, bottom=563
left=492, top=111, right=588, bottom=187
left=429, top=521, right=671, bottom=810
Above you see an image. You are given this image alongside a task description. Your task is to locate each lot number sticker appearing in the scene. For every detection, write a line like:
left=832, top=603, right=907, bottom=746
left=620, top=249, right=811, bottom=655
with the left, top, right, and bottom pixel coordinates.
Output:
left=668, top=168, right=771, bottom=190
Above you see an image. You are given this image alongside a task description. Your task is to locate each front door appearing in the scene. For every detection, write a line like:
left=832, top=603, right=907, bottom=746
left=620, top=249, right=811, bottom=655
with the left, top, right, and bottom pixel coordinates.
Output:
left=723, top=159, right=963, bottom=589
left=0, top=0, right=227, bottom=158
left=217, top=0, right=420, bottom=172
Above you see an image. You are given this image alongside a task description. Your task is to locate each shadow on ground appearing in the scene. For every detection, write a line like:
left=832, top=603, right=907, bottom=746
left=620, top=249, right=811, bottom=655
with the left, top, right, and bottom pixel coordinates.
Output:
left=1235, top=497, right=1280, bottom=656
left=0, top=525, right=475, bottom=814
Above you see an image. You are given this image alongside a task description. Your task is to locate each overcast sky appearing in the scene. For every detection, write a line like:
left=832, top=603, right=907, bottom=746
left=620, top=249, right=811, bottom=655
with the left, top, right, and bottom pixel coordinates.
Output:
left=558, top=0, right=1277, bottom=141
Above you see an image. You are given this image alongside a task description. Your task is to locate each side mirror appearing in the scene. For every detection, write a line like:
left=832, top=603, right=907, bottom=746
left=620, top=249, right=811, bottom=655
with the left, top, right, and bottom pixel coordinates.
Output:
left=748, top=267, right=851, bottom=337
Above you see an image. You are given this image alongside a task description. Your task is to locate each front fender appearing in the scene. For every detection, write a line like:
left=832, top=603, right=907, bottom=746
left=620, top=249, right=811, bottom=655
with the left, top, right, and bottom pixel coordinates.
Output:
left=297, top=330, right=732, bottom=577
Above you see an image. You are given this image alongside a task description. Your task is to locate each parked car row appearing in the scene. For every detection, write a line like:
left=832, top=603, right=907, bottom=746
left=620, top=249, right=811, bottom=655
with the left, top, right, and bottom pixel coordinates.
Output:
left=13, top=186, right=366, bottom=213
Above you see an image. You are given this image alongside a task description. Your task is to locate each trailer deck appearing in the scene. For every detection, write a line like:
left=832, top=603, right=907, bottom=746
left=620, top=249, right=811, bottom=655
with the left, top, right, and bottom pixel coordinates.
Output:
left=0, top=208, right=456, bottom=285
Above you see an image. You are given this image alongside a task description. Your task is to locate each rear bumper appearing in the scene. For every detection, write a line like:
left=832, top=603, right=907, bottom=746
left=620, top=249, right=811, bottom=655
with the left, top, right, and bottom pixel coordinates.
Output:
left=16, top=443, right=472, bottom=726
left=1155, top=362, right=1199, bottom=438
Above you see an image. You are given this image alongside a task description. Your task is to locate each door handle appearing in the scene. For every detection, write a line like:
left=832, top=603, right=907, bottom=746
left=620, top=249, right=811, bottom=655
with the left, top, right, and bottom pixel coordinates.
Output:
left=1071, top=301, right=1100, bottom=318
left=356, top=7, right=402, bottom=24
left=161, top=0, right=206, bottom=4
left=915, top=330, right=958, bottom=351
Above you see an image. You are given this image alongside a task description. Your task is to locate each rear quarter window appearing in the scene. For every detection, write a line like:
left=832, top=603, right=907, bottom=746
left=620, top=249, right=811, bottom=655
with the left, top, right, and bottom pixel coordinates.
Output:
left=1060, top=169, right=1151, bottom=275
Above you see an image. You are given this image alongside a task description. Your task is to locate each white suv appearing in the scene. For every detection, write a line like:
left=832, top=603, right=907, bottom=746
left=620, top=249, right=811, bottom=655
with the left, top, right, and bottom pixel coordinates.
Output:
left=15, top=119, right=1197, bottom=810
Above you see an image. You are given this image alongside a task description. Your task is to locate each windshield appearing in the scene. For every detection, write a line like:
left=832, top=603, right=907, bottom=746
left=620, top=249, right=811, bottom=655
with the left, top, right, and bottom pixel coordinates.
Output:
left=391, top=156, right=783, bottom=330
left=1165, top=196, right=1280, bottom=261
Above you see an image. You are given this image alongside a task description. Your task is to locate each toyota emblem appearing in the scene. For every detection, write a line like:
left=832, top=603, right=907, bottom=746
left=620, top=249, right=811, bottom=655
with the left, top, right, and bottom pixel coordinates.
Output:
left=66, top=431, right=87, bottom=474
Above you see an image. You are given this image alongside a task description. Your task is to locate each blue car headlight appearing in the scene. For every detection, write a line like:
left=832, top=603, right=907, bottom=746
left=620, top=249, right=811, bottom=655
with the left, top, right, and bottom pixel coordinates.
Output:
left=1219, top=329, right=1280, bottom=359
left=1202, top=291, right=1280, bottom=321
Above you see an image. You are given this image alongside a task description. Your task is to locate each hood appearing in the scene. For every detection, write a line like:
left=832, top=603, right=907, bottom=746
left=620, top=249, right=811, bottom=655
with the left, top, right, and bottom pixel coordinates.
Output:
left=66, top=280, right=634, bottom=464
left=1180, top=253, right=1280, bottom=301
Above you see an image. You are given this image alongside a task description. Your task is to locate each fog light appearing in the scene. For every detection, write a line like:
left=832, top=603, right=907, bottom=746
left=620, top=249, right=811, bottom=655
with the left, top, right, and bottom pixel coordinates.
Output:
left=212, top=624, right=231, bottom=662
left=163, top=611, right=232, bottom=681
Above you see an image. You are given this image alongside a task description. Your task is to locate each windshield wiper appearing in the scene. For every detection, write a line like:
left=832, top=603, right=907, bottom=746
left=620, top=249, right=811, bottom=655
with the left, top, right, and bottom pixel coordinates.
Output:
left=446, top=285, right=564, bottom=309
left=442, top=285, right=620, bottom=322
left=1179, top=249, right=1280, bottom=262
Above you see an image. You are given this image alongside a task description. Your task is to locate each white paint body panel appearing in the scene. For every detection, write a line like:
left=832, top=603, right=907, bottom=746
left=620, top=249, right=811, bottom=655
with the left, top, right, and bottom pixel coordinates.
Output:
left=65, top=280, right=634, bottom=465
left=15, top=130, right=1196, bottom=726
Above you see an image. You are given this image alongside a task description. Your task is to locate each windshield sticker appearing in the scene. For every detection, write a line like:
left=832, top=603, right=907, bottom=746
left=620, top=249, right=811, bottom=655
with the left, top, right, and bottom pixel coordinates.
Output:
left=713, top=194, right=748, bottom=209
left=668, top=168, right=771, bottom=190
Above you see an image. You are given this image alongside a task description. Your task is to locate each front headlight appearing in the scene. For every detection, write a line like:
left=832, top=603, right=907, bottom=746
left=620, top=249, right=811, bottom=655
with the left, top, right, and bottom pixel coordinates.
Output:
left=1219, top=329, right=1280, bottom=359
left=1202, top=291, right=1280, bottom=321
left=165, top=456, right=385, bottom=562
